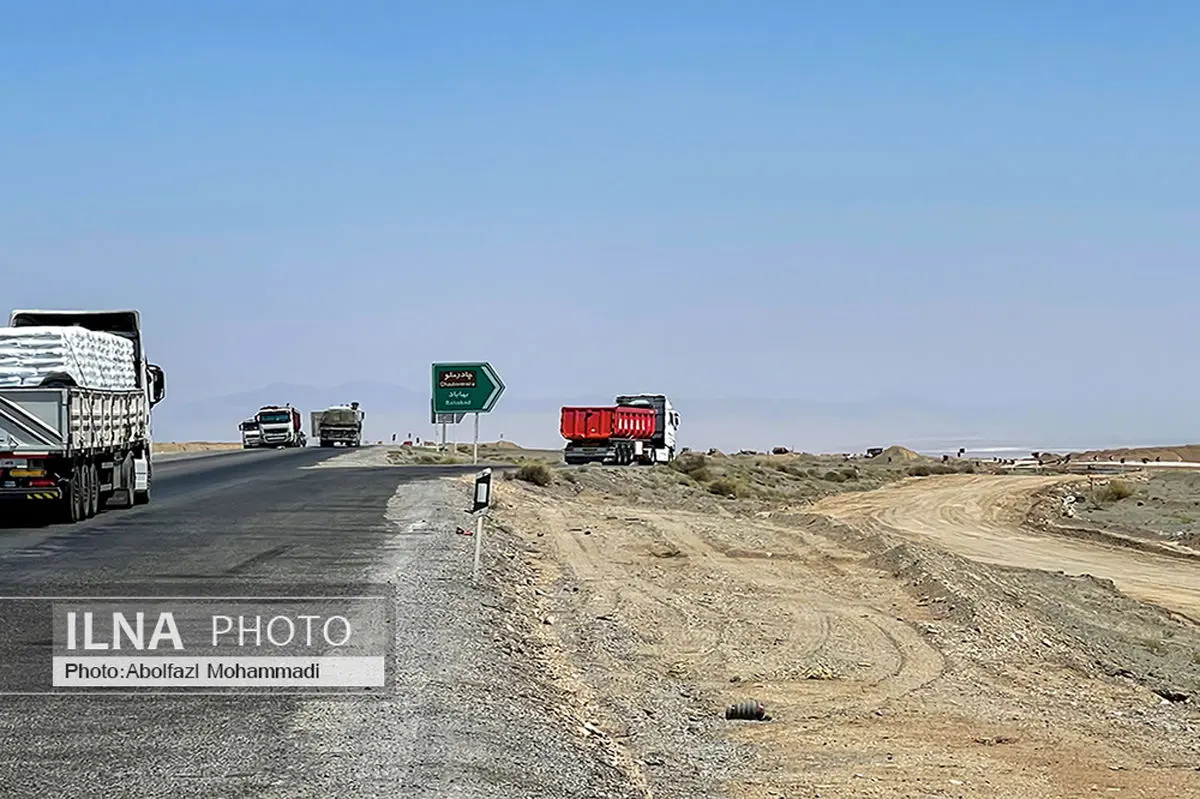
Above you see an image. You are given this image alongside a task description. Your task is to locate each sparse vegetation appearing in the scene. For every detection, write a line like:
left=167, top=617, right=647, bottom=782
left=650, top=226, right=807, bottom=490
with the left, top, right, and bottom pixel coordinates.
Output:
left=707, top=477, right=750, bottom=498
left=515, top=463, right=553, bottom=486
left=1096, top=479, right=1135, bottom=503
left=906, top=463, right=974, bottom=477
left=670, top=452, right=713, bottom=483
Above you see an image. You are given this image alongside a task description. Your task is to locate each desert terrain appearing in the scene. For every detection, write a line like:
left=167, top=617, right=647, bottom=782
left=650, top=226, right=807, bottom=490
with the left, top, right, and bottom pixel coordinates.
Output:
left=471, top=445, right=1200, bottom=798
left=169, top=439, right=1200, bottom=794
left=152, top=441, right=242, bottom=454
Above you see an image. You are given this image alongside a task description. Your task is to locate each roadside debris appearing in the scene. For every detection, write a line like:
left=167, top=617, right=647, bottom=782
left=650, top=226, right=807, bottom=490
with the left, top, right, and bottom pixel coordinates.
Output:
left=725, top=700, right=770, bottom=721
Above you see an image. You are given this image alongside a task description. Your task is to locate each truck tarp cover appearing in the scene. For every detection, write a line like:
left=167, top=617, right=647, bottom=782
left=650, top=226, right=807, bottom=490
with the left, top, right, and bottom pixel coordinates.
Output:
left=0, top=326, right=137, bottom=389
left=320, top=408, right=362, bottom=426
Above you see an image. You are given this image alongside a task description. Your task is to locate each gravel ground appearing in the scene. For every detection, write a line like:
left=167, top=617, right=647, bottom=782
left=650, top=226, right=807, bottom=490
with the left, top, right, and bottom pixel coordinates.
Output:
left=1071, top=471, right=1200, bottom=550
left=489, top=466, right=1200, bottom=797
left=268, top=472, right=643, bottom=799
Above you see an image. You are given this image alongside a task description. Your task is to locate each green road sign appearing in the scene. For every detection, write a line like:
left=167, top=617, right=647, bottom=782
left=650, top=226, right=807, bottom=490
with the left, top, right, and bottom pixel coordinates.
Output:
left=431, top=362, right=505, bottom=414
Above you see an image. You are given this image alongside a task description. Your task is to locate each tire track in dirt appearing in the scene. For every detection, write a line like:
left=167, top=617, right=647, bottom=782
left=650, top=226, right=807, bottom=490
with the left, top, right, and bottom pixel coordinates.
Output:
left=501, top=494, right=947, bottom=769
left=812, top=474, right=1200, bottom=622
left=494, top=474, right=1200, bottom=799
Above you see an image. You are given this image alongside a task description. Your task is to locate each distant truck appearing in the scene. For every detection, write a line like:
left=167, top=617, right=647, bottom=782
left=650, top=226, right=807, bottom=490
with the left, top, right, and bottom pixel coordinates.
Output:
left=239, top=418, right=261, bottom=449
left=311, top=402, right=364, bottom=448
left=256, top=405, right=306, bottom=448
left=560, top=394, right=679, bottom=465
left=0, top=309, right=166, bottom=522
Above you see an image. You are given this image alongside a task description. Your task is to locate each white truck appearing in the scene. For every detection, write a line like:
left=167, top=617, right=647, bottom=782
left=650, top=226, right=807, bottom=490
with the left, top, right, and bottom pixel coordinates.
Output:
left=255, top=405, right=306, bottom=448
left=239, top=418, right=261, bottom=449
left=0, top=310, right=166, bottom=522
left=311, top=402, right=364, bottom=447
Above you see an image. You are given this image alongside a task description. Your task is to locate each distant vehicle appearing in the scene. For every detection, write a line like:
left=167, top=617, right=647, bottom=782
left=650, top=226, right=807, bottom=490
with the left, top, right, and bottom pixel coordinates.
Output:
left=0, top=309, right=166, bottom=522
left=239, top=418, right=261, bottom=449
left=310, top=402, right=364, bottom=448
left=256, top=405, right=306, bottom=448
left=560, top=394, right=679, bottom=465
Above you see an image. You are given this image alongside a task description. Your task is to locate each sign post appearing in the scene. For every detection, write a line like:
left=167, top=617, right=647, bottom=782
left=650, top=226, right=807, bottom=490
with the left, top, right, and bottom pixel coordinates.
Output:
left=471, top=468, right=492, bottom=584
left=431, top=362, right=506, bottom=463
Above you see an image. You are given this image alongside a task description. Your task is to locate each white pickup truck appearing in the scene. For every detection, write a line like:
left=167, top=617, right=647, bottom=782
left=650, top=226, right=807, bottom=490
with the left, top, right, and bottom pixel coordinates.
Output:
left=0, top=309, right=166, bottom=523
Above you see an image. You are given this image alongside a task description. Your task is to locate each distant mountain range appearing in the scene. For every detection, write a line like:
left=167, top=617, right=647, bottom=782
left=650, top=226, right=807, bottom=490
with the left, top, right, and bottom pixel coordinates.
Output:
left=151, top=381, right=1200, bottom=455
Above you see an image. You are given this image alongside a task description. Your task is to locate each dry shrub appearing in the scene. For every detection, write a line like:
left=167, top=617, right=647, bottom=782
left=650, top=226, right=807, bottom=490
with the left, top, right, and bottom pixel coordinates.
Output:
left=515, top=463, right=553, bottom=486
left=1097, top=479, right=1134, bottom=502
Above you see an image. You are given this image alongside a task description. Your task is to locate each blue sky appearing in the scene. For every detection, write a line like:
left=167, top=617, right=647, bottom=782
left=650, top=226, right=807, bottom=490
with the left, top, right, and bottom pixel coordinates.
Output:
left=3, top=2, right=1198, bottom=442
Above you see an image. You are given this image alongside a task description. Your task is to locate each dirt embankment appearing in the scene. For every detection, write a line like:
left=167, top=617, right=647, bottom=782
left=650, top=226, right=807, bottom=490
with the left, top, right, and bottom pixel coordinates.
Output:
left=153, top=442, right=242, bottom=454
left=484, top=462, right=1200, bottom=798
left=385, top=443, right=563, bottom=466
left=1071, top=444, right=1200, bottom=463
left=1030, top=470, right=1200, bottom=556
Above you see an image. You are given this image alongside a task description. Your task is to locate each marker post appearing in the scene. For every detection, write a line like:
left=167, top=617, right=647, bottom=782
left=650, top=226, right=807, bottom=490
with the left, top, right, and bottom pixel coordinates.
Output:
left=471, top=468, right=492, bottom=584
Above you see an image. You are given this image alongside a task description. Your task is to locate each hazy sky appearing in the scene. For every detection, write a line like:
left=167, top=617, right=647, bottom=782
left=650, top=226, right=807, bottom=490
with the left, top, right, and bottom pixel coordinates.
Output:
left=3, top=2, right=1197, bottom=417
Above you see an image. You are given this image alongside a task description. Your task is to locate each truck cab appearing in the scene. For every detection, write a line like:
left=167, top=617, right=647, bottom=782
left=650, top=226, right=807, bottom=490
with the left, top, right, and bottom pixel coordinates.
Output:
left=256, top=405, right=306, bottom=448
left=615, top=394, right=679, bottom=463
left=239, top=419, right=261, bottom=449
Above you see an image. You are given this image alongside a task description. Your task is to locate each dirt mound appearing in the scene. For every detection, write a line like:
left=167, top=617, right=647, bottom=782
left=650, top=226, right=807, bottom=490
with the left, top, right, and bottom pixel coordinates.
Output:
left=869, top=444, right=923, bottom=463
left=486, top=440, right=522, bottom=449
left=1072, top=444, right=1200, bottom=463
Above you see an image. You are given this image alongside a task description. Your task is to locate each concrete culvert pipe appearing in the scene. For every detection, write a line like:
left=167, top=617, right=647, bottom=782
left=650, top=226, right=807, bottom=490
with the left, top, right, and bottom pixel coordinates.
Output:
left=725, top=701, right=768, bottom=721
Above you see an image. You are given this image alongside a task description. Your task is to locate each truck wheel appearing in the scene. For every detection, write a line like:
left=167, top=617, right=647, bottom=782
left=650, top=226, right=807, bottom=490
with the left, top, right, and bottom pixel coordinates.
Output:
left=79, top=464, right=91, bottom=518
left=85, top=463, right=99, bottom=518
left=58, top=467, right=84, bottom=523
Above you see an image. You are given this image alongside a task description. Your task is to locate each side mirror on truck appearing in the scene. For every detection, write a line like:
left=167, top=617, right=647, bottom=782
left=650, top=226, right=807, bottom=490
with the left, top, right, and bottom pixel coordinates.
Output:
left=148, top=364, right=166, bottom=405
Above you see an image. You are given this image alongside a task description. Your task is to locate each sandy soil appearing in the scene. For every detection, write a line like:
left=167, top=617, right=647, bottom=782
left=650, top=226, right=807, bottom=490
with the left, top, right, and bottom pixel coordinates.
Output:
left=812, top=474, right=1200, bottom=622
left=153, top=442, right=242, bottom=453
left=489, top=463, right=1200, bottom=798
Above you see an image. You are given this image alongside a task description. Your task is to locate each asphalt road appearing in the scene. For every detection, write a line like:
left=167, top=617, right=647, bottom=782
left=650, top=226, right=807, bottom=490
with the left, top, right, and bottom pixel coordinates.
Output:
left=0, top=447, right=636, bottom=798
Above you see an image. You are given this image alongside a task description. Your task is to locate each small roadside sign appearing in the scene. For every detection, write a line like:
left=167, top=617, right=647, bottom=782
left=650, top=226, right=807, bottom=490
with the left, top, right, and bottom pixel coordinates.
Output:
left=472, top=468, right=492, bottom=513
left=470, top=468, right=493, bottom=583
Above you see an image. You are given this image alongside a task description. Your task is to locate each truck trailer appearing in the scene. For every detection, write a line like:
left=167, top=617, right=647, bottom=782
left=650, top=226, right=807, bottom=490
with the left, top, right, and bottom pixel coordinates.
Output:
left=311, top=402, right=364, bottom=447
left=561, top=394, right=679, bottom=465
left=239, top=418, right=261, bottom=449
left=256, top=405, right=306, bottom=448
left=0, top=309, right=166, bottom=522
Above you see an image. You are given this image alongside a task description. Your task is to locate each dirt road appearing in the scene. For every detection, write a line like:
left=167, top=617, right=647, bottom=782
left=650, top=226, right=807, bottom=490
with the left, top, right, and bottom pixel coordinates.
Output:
left=812, top=474, right=1200, bottom=622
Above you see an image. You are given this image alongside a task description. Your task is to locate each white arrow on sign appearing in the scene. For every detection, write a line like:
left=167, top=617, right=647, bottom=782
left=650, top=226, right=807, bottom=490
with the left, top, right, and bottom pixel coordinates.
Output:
left=479, top=362, right=506, bottom=412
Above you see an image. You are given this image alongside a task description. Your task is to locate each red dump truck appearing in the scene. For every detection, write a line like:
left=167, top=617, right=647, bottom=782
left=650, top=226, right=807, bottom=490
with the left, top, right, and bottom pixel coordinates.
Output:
left=560, top=394, right=679, bottom=465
